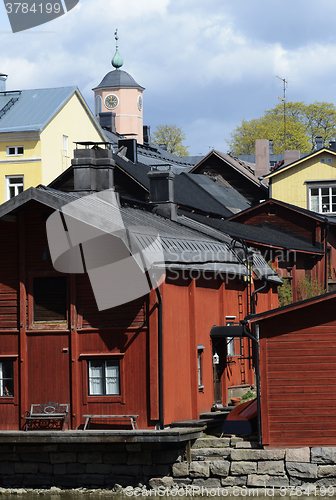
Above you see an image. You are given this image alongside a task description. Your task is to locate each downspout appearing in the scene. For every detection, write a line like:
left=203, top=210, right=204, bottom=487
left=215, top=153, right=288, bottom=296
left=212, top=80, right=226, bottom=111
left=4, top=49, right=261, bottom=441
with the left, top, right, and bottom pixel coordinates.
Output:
left=254, top=322, right=262, bottom=447
left=324, top=222, right=330, bottom=292
left=155, top=286, right=164, bottom=430
left=251, top=280, right=267, bottom=315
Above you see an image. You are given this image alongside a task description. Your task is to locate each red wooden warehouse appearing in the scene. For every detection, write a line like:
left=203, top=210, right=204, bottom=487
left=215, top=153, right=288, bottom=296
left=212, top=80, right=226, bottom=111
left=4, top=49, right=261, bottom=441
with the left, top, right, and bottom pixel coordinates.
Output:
left=0, top=147, right=281, bottom=430
left=248, top=291, right=336, bottom=447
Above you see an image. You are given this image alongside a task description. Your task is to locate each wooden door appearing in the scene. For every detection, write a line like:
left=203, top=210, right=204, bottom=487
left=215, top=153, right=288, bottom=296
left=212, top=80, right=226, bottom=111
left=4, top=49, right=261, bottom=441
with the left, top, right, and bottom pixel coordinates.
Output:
left=27, top=332, right=71, bottom=411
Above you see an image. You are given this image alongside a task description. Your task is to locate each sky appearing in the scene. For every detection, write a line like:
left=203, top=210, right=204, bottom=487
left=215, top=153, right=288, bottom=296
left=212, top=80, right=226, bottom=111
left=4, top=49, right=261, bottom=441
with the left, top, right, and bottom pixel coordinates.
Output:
left=2, top=0, right=336, bottom=156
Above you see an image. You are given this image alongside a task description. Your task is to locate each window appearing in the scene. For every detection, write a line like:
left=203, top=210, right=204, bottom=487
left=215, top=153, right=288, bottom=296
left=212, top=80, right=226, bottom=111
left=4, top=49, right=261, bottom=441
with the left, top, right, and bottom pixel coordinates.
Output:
left=197, top=344, right=205, bottom=390
left=33, top=277, right=67, bottom=323
left=95, top=95, right=102, bottom=117
left=6, top=146, right=24, bottom=156
left=88, top=360, right=120, bottom=396
left=309, top=186, right=336, bottom=213
left=6, top=175, right=24, bottom=200
left=0, top=361, right=13, bottom=397
left=63, top=135, right=68, bottom=157
left=226, top=316, right=236, bottom=357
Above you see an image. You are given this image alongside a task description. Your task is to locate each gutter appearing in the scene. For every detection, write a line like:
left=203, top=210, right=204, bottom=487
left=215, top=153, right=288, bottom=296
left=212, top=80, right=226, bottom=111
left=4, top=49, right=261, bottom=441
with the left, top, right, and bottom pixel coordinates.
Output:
left=325, top=222, right=330, bottom=292
left=155, top=286, right=164, bottom=430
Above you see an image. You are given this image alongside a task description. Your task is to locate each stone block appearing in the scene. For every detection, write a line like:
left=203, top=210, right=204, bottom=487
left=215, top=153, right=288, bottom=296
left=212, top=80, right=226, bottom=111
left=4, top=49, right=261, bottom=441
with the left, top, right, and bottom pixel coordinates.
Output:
left=311, top=447, right=336, bottom=464
left=127, top=452, right=152, bottom=466
left=14, top=462, right=38, bottom=474
left=50, top=452, right=77, bottom=464
left=209, top=460, right=230, bottom=477
left=221, top=476, right=247, bottom=486
left=153, top=449, right=182, bottom=464
left=53, top=464, right=67, bottom=475
left=86, top=463, right=111, bottom=474
left=38, top=463, right=53, bottom=474
left=173, top=478, right=192, bottom=486
left=285, top=448, right=310, bottom=463
left=66, top=463, right=86, bottom=474
left=230, top=437, right=244, bottom=446
left=289, top=477, right=302, bottom=486
left=0, top=462, right=14, bottom=474
left=286, top=462, right=318, bottom=479
left=258, top=460, right=285, bottom=475
left=22, top=475, right=52, bottom=487
left=247, top=474, right=269, bottom=487
left=315, top=478, right=336, bottom=487
left=111, top=465, right=141, bottom=476
left=126, top=444, right=142, bottom=452
left=0, top=453, right=20, bottom=461
left=53, top=475, right=78, bottom=488
left=230, top=461, right=257, bottom=475
left=103, top=452, right=127, bottom=464
left=231, top=449, right=285, bottom=461
left=192, top=478, right=221, bottom=488
left=42, top=445, right=58, bottom=452
left=20, top=452, right=50, bottom=463
left=0, top=445, right=15, bottom=454
left=142, top=465, right=170, bottom=477
left=77, top=452, right=102, bottom=463
left=266, top=476, right=289, bottom=487
left=189, top=461, right=210, bottom=478
left=141, top=443, right=163, bottom=452
left=2, top=475, right=23, bottom=487
left=190, top=448, right=231, bottom=460
left=77, top=474, right=105, bottom=487
left=172, top=462, right=189, bottom=477
left=318, top=465, right=336, bottom=477
left=193, top=437, right=230, bottom=449
left=235, top=441, right=259, bottom=449
left=148, top=477, right=174, bottom=489
left=105, top=443, right=126, bottom=452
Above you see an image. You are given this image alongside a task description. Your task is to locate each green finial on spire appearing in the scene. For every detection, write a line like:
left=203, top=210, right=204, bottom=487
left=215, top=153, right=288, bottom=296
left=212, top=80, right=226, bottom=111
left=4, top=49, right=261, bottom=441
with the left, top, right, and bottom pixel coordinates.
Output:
left=112, top=29, right=124, bottom=70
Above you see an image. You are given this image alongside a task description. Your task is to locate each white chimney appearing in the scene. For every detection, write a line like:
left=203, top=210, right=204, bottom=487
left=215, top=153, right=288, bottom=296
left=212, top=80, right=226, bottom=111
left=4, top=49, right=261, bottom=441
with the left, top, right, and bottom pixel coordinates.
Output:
left=0, top=73, right=7, bottom=92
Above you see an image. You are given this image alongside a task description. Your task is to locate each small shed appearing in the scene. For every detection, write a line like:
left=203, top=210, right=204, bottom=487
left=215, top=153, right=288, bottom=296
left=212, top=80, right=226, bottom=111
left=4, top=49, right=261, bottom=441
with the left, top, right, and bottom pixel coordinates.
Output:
left=248, top=291, right=336, bottom=447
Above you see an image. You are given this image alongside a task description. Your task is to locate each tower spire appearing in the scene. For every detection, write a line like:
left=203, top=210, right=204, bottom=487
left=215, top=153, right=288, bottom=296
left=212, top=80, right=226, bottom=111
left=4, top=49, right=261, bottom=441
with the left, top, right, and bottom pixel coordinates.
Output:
left=111, top=29, right=124, bottom=70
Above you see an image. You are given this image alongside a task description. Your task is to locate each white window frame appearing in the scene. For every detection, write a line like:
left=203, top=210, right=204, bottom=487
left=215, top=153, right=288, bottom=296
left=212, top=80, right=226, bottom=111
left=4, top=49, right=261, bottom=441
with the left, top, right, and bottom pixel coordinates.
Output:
left=95, top=95, right=102, bottom=117
left=5, top=175, right=24, bottom=201
left=0, top=361, right=13, bottom=397
left=308, top=185, right=336, bottom=214
left=197, top=344, right=205, bottom=390
left=6, top=146, right=24, bottom=156
left=88, top=359, right=120, bottom=396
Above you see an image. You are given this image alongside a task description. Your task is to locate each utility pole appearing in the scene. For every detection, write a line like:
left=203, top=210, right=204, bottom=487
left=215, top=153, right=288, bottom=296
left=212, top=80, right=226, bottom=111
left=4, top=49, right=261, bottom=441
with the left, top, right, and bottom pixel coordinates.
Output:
left=276, top=76, right=287, bottom=150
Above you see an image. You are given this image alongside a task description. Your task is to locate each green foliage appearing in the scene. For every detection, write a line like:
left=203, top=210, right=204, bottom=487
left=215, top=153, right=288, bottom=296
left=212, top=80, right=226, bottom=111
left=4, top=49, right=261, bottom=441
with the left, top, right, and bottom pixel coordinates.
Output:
left=152, top=124, right=189, bottom=157
left=297, top=276, right=325, bottom=301
left=278, top=277, right=293, bottom=308
left=228, top=101, right=336, bottom=155
left=241, top=389, right=256, bottom=401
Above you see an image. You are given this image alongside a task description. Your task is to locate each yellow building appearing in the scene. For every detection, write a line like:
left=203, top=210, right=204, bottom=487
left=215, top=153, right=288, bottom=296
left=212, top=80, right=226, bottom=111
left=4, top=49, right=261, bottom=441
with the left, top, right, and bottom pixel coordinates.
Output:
left=265, top=148, right=336, bottom=215
left=0, top=85, right=106, bottom=204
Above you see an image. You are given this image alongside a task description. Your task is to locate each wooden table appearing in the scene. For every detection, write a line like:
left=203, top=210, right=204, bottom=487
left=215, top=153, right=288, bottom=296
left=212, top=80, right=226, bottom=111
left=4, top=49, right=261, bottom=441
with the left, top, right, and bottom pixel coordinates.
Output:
left=83, top=414, right=139, bottom=430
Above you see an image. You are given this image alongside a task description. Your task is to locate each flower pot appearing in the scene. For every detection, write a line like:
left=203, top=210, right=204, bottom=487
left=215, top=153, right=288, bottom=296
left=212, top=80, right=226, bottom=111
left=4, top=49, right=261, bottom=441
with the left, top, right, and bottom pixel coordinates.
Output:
left=231, top=397, right=242, bottom=406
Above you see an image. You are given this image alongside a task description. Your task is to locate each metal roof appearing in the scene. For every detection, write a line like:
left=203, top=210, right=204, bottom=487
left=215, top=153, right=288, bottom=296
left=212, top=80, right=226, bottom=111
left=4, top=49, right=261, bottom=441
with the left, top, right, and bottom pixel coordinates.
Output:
left=0, top=87, right=77, bottom=133
left=93, top=70, right=144, bottom=91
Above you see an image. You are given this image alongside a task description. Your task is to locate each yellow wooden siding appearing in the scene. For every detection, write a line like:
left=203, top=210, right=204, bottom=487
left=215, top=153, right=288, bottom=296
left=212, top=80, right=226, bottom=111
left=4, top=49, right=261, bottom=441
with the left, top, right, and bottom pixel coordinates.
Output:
left=271, top=152, right=336, bottom=209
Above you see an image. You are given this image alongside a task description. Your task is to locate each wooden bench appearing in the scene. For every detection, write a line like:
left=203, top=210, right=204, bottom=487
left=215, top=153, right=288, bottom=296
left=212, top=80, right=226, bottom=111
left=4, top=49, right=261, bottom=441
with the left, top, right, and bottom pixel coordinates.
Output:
left=83, top=414, right=139, bottom=431
left=25, top=402, right=69, bottom=431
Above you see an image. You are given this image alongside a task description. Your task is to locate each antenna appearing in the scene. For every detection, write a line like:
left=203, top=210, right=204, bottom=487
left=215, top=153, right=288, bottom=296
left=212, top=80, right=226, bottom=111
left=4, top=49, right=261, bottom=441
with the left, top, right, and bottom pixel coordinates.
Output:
left=276, top=76, right=287, bottom=151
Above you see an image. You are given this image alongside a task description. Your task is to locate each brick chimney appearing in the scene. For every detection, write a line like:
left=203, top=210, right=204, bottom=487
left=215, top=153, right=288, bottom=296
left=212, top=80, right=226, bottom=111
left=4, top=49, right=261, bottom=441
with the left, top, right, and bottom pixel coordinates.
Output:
left=284, top=149, right=300, bottom=166
left=147, top=170, right=177, bottom=221
left=255, top=139, right=270, bottom=184
left=71, top=146, right=115, bottom=193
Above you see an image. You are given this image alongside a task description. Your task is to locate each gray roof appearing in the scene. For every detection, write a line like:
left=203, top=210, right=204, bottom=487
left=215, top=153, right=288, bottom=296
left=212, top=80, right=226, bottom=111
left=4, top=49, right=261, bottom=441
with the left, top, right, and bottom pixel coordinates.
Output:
left=0, top=87, right=78, bottom=133
left=93, top=70, right=145, bottom=91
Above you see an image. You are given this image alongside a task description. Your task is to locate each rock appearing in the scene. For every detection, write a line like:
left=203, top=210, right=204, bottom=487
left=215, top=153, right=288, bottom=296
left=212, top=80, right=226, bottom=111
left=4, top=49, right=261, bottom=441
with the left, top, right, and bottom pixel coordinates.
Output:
left=257, top=460, right=285, bottom=475
left=192, top=478, right=221, bottom=488
left=247, top=474, right=269, bottom=487
left=148, top=477, right=174, bottom=490
left=193, top=438, right=230, bottom=449
left=230, top=461, right=257, bottom=475
left=231, top=449, right=285, bottom=461
left=286, top=462, right=318, bottom=479
left=311, top=447, right=336, bottom=464
left=172, top=462, right=189, bottom=477
left=285, top=448, right=310, bottom=463
left=317, top=465, right=336, bottom=477
left=221, top=476, right=247, bottom=486
left=209, top=461, right=230, bottom=477
left=113, top=484, right=123, bottom=493
left=190, top=448, right=231, bottom=460
left=189, top=461, right=210, bottom=478
left=266, top=476, right=289, bottom=487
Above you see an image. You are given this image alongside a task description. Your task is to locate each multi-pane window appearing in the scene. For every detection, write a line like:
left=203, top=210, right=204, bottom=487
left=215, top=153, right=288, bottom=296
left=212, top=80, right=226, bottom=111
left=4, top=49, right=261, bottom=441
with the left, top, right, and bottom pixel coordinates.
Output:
left=0, top=361, right=13, bottom=397
left=6, top=146, right=24, bottom=156
left=88, top=360, right=120, bottom=396
left=309, top=187, right=336, bottom=214
left=6, top=175, right=24, bottom=200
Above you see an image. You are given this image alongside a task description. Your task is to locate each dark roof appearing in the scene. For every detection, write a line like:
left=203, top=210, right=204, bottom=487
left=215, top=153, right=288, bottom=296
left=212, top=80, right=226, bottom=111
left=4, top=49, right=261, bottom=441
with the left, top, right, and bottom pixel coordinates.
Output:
left=178, top=213, right=324, bottom=254
left=93, top=69, right=145, bottom=91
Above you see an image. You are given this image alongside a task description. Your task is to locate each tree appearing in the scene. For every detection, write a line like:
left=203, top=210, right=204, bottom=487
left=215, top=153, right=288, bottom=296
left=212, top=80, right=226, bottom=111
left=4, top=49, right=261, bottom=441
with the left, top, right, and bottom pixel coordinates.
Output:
left=228, top=101, right=336, bottom=155
left=152, top=124, right=189, bottom=157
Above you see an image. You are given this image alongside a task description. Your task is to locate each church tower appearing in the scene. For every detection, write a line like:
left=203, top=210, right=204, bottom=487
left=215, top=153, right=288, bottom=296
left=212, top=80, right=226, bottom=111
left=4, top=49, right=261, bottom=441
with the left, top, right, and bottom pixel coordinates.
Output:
left=93, top=30, right=145, bottom=144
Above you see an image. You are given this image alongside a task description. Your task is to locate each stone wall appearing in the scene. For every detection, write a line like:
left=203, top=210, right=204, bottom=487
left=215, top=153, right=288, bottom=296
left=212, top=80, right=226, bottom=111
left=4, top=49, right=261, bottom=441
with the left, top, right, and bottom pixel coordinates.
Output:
left=173, top=437, right=336, bottom=489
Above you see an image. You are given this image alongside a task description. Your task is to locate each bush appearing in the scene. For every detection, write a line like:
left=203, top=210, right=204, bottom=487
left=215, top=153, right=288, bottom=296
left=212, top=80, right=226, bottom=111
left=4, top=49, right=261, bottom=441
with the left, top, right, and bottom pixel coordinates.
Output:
left=297, top=276, right=325, bottom=301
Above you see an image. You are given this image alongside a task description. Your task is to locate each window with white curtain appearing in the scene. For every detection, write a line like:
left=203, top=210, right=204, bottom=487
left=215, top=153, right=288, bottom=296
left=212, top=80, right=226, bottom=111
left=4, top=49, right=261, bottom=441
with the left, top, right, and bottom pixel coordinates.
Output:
left=309, top=186, right=336, bottom=214
left=0, top=361, right=13, bottom=397
left=88, top=360, right=120, bottom=396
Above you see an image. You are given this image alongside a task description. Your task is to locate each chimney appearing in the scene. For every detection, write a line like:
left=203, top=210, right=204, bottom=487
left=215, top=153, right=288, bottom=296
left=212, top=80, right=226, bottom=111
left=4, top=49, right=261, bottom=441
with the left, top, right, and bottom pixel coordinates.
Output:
left=148, top=169, right=177, bottom=221
left=99, top=112, right=116, bottom=133
left=284, top=149, right=301, bottom=166
left=315, top=136, right=323, bottom=150
left=71, top=146, right=115, bottom=193
left=269, top=140, right=274, bottom=155
left=0, top=73, right=7, bottom=92
left=118, top=138, right=137, bottom=163
left=255, top=139, right=270, bottom=183
left=143, top=125, right=151, bottom=145
left=330, top=138, right=336, bottom=152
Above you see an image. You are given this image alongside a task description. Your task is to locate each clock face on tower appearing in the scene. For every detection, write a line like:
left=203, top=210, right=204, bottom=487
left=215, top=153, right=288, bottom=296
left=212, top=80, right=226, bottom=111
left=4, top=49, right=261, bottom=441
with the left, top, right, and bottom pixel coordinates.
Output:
left=105, top=94, right=119, bottom=110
